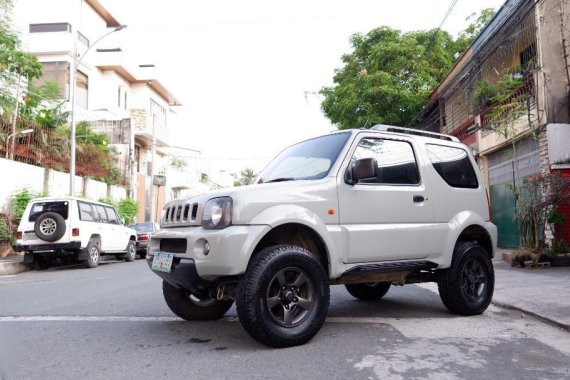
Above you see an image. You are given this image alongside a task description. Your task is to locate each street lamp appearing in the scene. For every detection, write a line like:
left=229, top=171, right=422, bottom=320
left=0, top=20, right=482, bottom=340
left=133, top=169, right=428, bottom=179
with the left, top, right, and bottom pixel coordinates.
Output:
left=68, top=24, right=127, bottom=196
left=5, top=128, right=34, bottom=159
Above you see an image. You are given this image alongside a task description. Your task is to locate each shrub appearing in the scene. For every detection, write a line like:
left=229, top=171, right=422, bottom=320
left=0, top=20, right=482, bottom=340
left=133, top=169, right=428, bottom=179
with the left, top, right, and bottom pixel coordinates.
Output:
left=118, top=198, right=138, bottom=225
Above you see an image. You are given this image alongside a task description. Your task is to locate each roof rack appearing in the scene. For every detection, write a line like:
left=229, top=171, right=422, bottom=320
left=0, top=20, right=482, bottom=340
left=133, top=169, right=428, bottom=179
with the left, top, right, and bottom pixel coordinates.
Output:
left=371, top=124, right=459, bottom=142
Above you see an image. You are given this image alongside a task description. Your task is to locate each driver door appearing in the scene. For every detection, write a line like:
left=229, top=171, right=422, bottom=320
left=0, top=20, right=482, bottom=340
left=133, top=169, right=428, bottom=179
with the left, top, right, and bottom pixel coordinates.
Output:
left=337, top=135, right=436, bottom=263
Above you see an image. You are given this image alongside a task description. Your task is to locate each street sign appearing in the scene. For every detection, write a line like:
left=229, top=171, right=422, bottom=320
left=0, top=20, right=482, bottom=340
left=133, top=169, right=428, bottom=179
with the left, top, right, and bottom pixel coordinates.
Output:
left=153, top=174, right=166, bottom=186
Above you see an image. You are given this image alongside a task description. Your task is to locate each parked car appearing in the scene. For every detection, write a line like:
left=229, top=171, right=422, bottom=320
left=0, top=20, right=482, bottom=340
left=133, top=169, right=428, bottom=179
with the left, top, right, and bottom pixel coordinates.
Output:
left=13, top=196, right=137, bottom=270
left=146, top=125, right=497, bottom=348
left=129, top=222, right=159, bottom=258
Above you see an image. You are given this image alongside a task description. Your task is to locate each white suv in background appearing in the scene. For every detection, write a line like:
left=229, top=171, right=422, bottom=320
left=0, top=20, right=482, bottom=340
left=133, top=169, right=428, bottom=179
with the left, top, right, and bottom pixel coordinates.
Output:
left=146, top=125, right=498, bottom=348
left=13, top=197, right=137, bottom=270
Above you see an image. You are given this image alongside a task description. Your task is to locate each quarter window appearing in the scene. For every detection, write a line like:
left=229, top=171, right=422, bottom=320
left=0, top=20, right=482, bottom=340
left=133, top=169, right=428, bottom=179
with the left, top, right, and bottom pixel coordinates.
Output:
left=352, top=138, right=420, bottom=185
left=426, top=144, right=478, bottom=189
left=106, top=207, right=119, bottom=224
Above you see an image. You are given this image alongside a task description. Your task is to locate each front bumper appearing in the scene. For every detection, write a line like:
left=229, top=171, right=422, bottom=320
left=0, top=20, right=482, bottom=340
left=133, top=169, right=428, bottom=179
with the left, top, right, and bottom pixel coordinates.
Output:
left=148, top=224, right=270, bottom=278
left=146, top=256, right=214, bottom=294
left=12, top=241, right=82, bottom=253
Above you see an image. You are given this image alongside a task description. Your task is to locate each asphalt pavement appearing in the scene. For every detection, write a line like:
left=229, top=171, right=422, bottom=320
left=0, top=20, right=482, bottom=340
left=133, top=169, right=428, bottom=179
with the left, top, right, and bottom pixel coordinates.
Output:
left=1, top=249, right=569, bottom=330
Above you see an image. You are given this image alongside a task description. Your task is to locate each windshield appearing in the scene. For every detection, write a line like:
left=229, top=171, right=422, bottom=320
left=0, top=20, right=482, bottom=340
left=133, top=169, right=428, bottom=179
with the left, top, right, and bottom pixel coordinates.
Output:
left=130, top=223, right=155, bottom=232
left=258, top=132, right=350, bottom=183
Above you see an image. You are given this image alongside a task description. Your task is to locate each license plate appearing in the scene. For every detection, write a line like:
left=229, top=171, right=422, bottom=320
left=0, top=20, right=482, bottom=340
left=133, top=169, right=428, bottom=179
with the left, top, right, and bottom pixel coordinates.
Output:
left=151, top=252, right=174, bottom=273
left=24, top=232, right=37, bottom=241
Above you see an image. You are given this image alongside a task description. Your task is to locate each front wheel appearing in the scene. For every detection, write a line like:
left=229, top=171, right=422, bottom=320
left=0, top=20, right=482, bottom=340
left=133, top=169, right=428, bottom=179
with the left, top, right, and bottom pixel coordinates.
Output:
left=162, top=281, right=233, bottom=321
left=438, top=242, right=494, bottom=315
left=236, top=245, right=330, bottom=348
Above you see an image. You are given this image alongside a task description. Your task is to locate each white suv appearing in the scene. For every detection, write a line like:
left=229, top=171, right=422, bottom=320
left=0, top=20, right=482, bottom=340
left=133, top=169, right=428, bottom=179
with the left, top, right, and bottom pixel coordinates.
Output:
left=13, top=196, right=137, bottom=270
left=146, top=126, right=497, bottom=347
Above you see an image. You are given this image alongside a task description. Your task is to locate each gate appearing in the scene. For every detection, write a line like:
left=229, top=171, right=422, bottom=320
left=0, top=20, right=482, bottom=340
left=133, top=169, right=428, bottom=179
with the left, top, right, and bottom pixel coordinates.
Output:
left=487, top=138, right=540, bottom=248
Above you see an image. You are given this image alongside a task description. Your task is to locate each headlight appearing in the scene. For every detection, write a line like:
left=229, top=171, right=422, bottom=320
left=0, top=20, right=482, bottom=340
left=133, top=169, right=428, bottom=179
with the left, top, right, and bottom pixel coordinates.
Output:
left=202, top=197, right=232, bottom=229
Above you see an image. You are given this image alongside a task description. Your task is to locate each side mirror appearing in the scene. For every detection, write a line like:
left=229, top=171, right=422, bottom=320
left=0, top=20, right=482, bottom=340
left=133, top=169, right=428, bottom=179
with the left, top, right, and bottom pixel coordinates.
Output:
left=345, top=158, right=378, bottom=185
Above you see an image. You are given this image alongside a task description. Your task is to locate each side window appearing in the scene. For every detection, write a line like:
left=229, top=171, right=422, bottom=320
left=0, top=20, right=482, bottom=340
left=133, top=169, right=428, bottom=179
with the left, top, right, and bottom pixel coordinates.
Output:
left=94, top=205, right=109, bottom=223
left=106, top=207, right=119, bottom=224
left=426, top=144, right=479, bottom=189
left=78, top=201, right=94, bottom=221
left=352, top=138, right=420, bottom=185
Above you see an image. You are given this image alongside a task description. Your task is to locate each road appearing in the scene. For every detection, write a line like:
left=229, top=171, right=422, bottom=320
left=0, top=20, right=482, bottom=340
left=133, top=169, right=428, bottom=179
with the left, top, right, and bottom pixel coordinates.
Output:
left=1, top=259, right=569, bottom=380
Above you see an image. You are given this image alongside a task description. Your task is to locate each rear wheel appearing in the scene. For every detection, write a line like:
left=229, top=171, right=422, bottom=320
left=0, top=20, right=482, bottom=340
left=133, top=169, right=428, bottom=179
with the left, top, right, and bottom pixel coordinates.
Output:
left=438, top=242, right=494, bottom=315
left=236, top=245, right=330, bottom=348
left=33, top=254, right=51, bottom=271
left=124, top=241, right=136, bottom=262
left=345, top=282, right=391, bottom=301
left=84, top=241, right=100, bottom=268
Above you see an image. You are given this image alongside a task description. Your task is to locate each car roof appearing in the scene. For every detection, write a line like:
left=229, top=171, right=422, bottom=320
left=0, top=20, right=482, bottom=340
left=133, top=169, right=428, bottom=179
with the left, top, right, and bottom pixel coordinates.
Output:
left=30, top=196, right=117, bottom=208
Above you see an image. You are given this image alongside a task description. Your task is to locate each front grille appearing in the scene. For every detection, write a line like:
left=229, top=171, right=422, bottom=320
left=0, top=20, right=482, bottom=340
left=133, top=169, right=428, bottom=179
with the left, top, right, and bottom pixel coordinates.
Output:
left=162, top=202, right=200, bottom=227
left=159, top=238, right=187, bottom=254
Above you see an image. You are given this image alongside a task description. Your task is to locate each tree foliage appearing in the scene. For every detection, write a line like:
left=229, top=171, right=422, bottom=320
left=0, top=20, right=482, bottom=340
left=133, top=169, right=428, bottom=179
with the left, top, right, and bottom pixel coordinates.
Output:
left=0, top=0, right=43, bottom=120
left=321, top=9, right=496, bottom=129
left=232, top=168, right=257, bottom=187
left=455, top=8, right=497, bottom=55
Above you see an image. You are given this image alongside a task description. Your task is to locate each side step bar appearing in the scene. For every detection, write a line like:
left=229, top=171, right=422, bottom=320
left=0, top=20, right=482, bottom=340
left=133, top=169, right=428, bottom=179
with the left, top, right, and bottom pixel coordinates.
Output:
left=331, top=260, right=437, bottom=285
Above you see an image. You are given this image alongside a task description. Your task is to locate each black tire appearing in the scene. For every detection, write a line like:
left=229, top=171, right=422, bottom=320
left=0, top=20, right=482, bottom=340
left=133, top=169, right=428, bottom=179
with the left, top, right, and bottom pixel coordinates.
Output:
left=124, top=241, right=136, bottom=262
left=236, top=245, right=330, bottom=348
left=84, top=241, right=100, bottom=268
left=34, top=212, right=66, bottom=242
left=345, top=282, right=391, bottom=301
left=437, top=241, right=494, bottom=315
left=162, top=281, right=233, bottom=321
left=33, top=255, right=51, bottom=271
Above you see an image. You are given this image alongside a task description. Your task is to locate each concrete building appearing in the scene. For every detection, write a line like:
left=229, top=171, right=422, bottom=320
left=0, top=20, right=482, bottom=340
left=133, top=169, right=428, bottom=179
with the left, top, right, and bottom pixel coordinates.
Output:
left=415, top=0, right=570, bottom=248
left=12, top=0, right=184, bottom=222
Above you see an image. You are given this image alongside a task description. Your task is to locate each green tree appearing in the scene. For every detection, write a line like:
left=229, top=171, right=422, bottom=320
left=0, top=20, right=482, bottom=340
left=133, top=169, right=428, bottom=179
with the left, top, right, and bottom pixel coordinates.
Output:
left=320, top=9, right=496, bottom=130
left=232, top=168, right=257, bottom=187
left=455, top=8, right=497, bottom=55
left=320, top=27, right=457, bottom=129
left=0, top=2, right=43, bottom=158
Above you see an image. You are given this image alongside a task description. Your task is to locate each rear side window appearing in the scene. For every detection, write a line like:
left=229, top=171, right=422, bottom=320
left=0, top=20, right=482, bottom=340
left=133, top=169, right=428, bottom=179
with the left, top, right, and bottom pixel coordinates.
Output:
left=426, top=144, right=478, bottom=189
left=94, top=205, right=109, bottom=223
left=78, top=201, right=95, bottom=221
left=28, top=201, right=69, bottom=222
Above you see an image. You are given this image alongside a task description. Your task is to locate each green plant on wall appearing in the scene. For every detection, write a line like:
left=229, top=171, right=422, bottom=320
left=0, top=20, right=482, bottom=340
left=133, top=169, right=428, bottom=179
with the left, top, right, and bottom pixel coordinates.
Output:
left=0, top=218, right=9, bottom=242
left=11, top=188, right=43, bottom=221
left=516, top=172, right=570, bottom=261
left=98, top=197, right=138, bottom=225
left=482, top=70, right=535, bottom=202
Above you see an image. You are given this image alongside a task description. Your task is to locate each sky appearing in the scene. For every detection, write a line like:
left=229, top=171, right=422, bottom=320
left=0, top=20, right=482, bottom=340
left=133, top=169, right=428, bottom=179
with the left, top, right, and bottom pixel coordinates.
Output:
left=98, top=0, right=505, bottom=183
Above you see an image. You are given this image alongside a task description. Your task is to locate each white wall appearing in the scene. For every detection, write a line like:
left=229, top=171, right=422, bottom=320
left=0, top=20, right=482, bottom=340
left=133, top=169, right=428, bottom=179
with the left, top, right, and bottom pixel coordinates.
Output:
left=0, top=158, right=126, bottom=207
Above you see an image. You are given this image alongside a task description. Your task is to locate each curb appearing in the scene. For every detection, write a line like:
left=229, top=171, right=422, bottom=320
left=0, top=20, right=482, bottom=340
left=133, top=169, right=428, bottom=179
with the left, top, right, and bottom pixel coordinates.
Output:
left=0, top=260, right=30, bottom=276
left=491, top=299, right=570, bottom=332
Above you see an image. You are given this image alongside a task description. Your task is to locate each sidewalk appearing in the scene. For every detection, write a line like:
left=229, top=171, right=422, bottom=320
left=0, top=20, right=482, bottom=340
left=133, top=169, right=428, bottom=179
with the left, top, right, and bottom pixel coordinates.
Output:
left=1, top=251, right=569, bottom=329
left=492, top=255, right=570, bottom=330
left=0, top=254, right=29, bottom=276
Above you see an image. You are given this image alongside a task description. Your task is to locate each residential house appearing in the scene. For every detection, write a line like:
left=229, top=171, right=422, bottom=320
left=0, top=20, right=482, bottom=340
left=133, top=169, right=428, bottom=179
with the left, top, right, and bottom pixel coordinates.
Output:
left=415, top=0, right=570, bottom=247
left=13, top=0, right=183, bottom=222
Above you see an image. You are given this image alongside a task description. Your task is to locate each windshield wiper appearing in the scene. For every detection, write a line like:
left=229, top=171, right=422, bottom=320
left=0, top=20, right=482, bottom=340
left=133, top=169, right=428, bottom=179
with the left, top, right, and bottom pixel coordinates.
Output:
left=264, top=177, right=296, bottom=183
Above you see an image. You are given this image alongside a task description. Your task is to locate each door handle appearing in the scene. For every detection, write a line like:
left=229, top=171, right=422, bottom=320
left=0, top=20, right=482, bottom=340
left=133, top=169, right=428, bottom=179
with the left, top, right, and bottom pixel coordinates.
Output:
left=413, top=195, right=425, bottom=203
